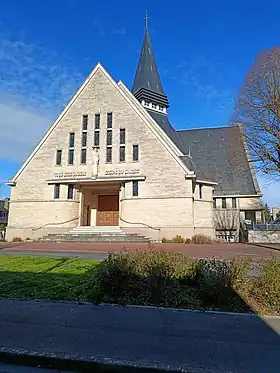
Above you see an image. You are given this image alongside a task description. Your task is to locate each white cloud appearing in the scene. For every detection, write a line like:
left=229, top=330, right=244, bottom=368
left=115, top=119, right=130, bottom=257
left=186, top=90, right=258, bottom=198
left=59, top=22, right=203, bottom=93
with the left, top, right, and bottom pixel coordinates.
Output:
left=0, top=102, right=51, bottom=161
left=0, top=33, right=83, bottom=162
left=174, top=55, right=235, bottom=112
left=258, top=174, right=280, bottom=208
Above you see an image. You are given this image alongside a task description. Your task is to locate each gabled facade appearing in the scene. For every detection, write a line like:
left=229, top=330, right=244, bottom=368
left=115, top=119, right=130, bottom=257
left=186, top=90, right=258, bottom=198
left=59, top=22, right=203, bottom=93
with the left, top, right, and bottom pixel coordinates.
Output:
left=6, top=25, right=262, bottom=242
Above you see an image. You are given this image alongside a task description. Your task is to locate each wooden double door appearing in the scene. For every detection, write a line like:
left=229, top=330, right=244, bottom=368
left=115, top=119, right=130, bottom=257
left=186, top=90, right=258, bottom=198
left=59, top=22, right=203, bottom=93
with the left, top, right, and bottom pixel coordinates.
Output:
left=96, top=195, right=119, bottom=226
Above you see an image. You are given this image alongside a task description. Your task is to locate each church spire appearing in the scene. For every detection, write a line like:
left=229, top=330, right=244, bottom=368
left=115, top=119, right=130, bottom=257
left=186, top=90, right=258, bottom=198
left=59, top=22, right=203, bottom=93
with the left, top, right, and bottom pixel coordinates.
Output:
left=132, top=14, right=169, bottom=112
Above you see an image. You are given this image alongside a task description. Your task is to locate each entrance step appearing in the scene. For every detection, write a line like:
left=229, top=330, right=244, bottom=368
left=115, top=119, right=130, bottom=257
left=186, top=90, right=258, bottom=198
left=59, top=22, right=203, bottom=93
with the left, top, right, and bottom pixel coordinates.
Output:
left=69, top=226, right=124, bottom=234
left=36, top=227, right=150, bottom=243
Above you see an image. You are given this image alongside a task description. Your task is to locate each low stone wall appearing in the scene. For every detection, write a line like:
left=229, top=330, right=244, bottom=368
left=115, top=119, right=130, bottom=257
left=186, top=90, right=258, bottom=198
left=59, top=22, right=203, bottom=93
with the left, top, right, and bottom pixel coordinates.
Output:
left=122, top=226, right=215, bottom=242
left=5, top=226, right=75, bottom=241
left=248, top=230, right=280, bottom=243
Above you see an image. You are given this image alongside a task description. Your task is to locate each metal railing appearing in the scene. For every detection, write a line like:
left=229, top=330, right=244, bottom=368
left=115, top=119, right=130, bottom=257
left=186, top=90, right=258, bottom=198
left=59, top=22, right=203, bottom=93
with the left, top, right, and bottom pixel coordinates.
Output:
left=119, top=217, right=160, bottom=231
left=246, top=222, right=280, bottom=231
left=32, top=217, right=79, bottom=231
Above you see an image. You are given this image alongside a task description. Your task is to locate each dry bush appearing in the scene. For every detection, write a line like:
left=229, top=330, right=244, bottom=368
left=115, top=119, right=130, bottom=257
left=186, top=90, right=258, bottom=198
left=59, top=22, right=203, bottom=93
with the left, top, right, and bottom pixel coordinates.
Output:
left=191, top=234, right=213, bottom=244
left=90, top=250, right=253, bottom=312
left=253, top=259, right=280, bottom=313
left=12, top=237, right=23, bottom=242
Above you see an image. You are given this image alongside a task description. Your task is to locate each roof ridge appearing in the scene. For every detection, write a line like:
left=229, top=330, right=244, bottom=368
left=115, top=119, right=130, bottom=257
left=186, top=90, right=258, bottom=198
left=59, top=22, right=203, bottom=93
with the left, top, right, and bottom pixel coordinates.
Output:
left=177, top=124, right=238, bottom=132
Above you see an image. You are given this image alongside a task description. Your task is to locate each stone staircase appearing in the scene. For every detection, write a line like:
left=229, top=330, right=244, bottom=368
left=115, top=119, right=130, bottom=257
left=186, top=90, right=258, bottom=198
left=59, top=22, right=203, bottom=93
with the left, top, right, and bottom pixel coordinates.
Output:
left=37, top=226, right=150, bottom=243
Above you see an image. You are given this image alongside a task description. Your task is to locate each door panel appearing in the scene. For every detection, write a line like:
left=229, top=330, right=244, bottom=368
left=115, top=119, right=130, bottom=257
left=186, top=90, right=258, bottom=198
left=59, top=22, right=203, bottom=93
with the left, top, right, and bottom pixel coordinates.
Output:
left=97, top=195, right=119, bottom=226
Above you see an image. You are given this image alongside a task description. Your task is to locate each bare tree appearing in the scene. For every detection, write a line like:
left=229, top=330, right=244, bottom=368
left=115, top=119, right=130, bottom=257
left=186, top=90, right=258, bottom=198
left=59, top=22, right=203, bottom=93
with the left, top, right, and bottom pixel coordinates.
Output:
left=232, top=48, right=280, bottom=178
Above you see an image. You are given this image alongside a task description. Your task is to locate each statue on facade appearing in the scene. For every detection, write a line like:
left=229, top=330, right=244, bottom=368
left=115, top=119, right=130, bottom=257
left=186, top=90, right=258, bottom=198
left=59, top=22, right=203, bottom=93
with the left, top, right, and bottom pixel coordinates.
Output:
left=92, top=147, right=100, bottom=178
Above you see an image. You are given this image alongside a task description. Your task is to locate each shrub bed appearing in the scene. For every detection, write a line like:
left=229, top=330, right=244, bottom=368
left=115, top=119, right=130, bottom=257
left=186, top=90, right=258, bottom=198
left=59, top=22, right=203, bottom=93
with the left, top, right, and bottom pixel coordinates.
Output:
left=90, top=250, right=255, bottom=313
left=251, top=259, right=280, bottom=314
left=0, top=252, right=278, bottom=315
left=162, top=234, right=217, bottom=244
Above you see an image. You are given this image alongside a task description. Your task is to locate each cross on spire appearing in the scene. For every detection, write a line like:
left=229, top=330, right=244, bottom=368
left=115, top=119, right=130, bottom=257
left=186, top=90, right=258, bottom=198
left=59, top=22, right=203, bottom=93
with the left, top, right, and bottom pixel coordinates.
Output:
left=145, top=10, right=149, bottom=30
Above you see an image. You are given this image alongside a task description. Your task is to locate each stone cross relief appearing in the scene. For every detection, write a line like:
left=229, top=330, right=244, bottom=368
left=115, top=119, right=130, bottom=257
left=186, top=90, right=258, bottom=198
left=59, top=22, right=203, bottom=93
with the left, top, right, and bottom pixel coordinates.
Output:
left=92, top=147, right=100, bottom=178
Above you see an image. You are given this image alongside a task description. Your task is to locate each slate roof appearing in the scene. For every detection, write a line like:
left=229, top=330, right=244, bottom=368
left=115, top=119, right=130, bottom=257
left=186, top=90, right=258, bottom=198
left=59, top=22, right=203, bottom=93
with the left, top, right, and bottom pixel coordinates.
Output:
left=147, top=110, right=186, bottom=154
left=177, top=126, right=258, bottom=196
left=131, top=27, right=259, bottom=197
left=132, top=29, right=167, bottom=98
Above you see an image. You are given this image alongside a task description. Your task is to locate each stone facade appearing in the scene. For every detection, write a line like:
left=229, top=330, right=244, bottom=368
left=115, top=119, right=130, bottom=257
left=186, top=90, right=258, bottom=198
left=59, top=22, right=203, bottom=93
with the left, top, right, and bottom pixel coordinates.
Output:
left=6, top=65, right=216, bottom=241
left=6, top=63, right=262, bottom=242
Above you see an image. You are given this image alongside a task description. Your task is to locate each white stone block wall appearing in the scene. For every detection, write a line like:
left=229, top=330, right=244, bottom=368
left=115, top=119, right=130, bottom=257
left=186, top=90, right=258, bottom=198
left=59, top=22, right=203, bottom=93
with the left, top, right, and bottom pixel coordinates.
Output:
left=248, top=230, right=280, bottom=243
left=6, top=66, right=258, bottom=242
left=6, top=67, right=204, bottom=240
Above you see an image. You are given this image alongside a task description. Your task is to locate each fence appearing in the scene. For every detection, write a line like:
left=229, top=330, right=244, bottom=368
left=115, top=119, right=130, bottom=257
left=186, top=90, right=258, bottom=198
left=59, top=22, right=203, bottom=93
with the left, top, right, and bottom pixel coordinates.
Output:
left=246, top=222, right=280, bottom=231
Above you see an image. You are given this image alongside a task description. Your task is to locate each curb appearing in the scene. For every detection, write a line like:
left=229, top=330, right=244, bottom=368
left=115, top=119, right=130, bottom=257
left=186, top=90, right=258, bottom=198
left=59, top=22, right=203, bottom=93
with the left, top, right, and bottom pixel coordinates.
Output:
left=100, top=302, right=280, bottom=319
left=0, top=348, right=198, bottom=373
left=251, top=243, right=280, bottom=252
left=3, top=298, right=280, bottom=319
left=0, top=243, right=24, bottom=250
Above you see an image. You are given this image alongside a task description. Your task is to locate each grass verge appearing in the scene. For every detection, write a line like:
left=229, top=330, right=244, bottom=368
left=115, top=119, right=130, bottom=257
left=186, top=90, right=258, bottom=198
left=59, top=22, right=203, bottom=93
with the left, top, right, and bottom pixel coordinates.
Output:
left=0, top=253, right=279, bottom=316
left=0, top=256, right=99, bottom=301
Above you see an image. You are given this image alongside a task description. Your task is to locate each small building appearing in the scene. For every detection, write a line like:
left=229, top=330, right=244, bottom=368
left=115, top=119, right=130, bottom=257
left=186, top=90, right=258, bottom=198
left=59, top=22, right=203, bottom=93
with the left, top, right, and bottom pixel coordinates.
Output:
left=6, top=25, right=263, bottom=242
left=0, top=198, right=9, bottom=229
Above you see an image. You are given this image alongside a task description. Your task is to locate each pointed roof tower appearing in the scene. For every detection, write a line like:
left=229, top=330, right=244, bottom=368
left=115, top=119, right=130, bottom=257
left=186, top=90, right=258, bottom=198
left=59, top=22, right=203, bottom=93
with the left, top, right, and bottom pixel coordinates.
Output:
left=131, top=14, right=188, bottom=155
left=132, top=13, right=169, bottom=110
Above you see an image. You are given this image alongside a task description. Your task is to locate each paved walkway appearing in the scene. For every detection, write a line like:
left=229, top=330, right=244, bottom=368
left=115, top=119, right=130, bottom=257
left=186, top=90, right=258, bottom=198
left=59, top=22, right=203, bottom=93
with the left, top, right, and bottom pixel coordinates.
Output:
left=0, top=364, right=67, bottom=372
left=0, top=300, right=279, bottom=373
left=1, top=242, right=280, bottom=261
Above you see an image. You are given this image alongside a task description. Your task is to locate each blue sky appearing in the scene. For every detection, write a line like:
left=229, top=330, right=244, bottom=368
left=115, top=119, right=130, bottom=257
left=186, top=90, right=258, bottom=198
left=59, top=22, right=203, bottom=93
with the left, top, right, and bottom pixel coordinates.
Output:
left=0, top=0, right=279, bottom=206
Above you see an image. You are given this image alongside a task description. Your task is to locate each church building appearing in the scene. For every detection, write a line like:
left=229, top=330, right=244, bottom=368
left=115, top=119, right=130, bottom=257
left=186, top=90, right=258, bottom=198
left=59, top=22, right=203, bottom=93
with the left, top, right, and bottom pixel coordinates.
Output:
left=6, top=24, right=263, bottom=242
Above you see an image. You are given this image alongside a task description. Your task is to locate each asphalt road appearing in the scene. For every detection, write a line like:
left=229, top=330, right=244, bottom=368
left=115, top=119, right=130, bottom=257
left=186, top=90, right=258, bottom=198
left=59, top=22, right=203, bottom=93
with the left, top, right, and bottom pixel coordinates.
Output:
left=0, top=300, right=279, bottom=373
left=0, top=364, right=68, bottom=372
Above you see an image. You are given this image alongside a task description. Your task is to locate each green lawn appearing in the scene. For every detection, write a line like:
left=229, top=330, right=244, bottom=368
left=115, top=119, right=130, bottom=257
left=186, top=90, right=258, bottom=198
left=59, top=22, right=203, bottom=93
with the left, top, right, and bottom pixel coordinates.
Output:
left=0, top=256, right=100, bottom=301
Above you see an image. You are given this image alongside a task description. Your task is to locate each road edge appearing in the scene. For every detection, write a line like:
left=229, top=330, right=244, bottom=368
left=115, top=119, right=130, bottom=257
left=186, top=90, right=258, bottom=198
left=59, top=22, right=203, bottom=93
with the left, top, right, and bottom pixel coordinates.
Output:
left=0, top=347, right=200, bottom=373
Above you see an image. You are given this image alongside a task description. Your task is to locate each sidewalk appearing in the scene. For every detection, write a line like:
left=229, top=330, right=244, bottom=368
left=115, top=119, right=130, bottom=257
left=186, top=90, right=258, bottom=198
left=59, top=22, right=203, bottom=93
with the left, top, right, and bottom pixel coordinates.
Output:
left=2, top=241, right=280, bottom=260
left=0, top=300, right=279, bottom=373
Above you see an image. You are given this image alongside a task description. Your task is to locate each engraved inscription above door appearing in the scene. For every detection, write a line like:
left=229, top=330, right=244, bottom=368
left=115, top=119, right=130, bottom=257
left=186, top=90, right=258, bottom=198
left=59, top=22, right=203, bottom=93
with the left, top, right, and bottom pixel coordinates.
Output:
left=97, top=195, right=119, bottom=226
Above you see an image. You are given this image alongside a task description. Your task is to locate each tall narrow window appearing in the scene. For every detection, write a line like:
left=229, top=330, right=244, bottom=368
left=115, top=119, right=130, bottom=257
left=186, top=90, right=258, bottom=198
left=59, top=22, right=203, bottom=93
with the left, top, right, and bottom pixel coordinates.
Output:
left=94, top=114, right=100, bottom=148
left=213, top=198, right=217, bottom=209
left=95, top=113, right=100, bottom=129
left=82, top=115, right=88, bottom=131
left=69, top=133, right=75, bottom=148
left=106, top=147, right=112, bottom=163
left=106, top=114, right=113, bottom=162
left=222, top=197, right=226, bottom=209
left=199, top=184, right=203, bottom=199
left=81, top=148, right=87, bottom=164
left=107, top=112, right=112, bottom=128
left=120, top=128, right=125, bottom=144
left=68, top=133, right=75, bottom=165
left=81, top=118, right=87, bottom=164
left=119, top=146, right=125, bottom=162
left=119, top=128, right=125, bottom=162
left=56, top=150, right=62, bottom=165
left=81, top=132, right=87, bottom=147
left=54, top=184, right=60, bottom=199
left=232, top=197, right=237, bottom=209
left=68, top=149, right=74, bottom=165
left=133, top=145, right=139, bottom=162
left=67, top=184, right=74, bottom=199
left=132, top=181, right=139, bottom=197
left=94, top=131, right=100, bottom=147
left=107, top=130, right=112, bottom=146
